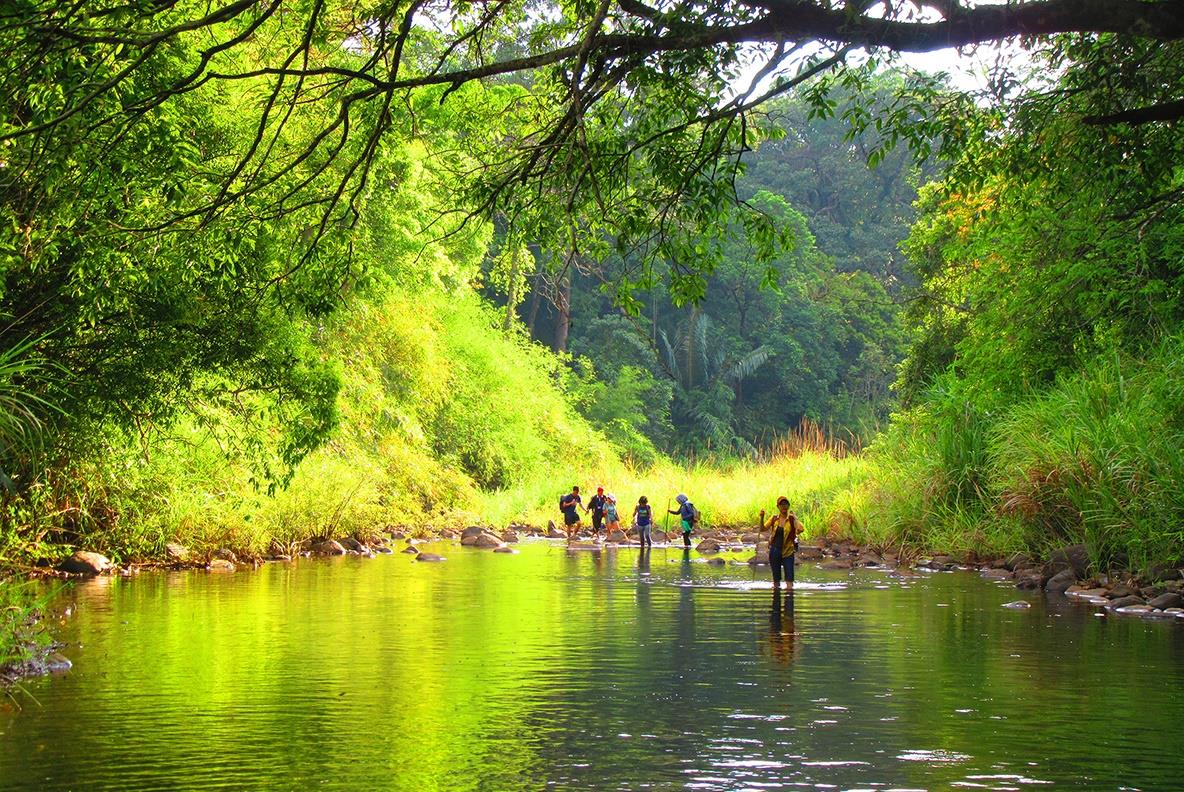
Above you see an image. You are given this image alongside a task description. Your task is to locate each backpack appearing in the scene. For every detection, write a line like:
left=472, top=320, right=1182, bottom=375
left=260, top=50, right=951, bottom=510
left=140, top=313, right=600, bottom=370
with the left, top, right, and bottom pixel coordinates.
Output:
left=558, top=494, right=567, bottom=512
left=691, top=504, right=701, bottom=525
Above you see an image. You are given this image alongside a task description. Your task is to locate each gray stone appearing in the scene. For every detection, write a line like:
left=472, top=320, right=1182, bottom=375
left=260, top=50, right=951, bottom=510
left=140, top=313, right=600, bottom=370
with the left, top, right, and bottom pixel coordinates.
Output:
left=165, top=542, right=188, bottom=562
left=208, top=558, right=236, bottom=572
left=1106, top=595, right=1145, bottom=609
left=372, top=545, right=393, bottom=554
left=1044, top=568, right=1077, bottom=593
left=695, top=539, right=721, bottom=554
left=58, top=551, right=113, bottom=576
left=705, top=556, right=726, bottom=566
left=313, top=540, right=346, bottom=556
left=1145, top=564, right=1183, bottom=583
left=546, top=524, right=566, bottom=539
left=493, top=546, right=518, bottom=554
left=606, top=529, right=628, bottom=543
left=982, top=568, right=1014, bottom=580
left=501, top=531, right=520, bottom=543
left=1014, top=573, right=1042, bottom=590
left=1114, top=604, right=1155, bottom=615
left=1106, top=584, right=1137, bottom=598
left=821, top=559, right=853, bottom=570
left=1147, top=592, right=1183, bottom=610
left=796, top=545, right=824, bottom=561
left=1067, top=587, right=1109, bottom=599
left=212, top=548, right=237, bottom=563
left=415, top=552, right=446, bottom=562
left=747, top=551, right=770, bottom=566
left=857, top=553, right=883, bottom=567
left=740, top=533, right=761, bottom=543
left=473, top=533, right=502, bottom=549
left=461, top=526, right=485, bottom=539
left=1002, top=600, right=1032, bottom=609
left=340, top=537, right=366, bottom=553
left=401, top=545, right=419, bottom=555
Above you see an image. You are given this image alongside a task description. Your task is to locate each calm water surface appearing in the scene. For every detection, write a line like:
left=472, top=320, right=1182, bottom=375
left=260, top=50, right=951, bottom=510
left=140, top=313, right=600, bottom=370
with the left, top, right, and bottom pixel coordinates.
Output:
left=2, top=541, right=1183, bottom=791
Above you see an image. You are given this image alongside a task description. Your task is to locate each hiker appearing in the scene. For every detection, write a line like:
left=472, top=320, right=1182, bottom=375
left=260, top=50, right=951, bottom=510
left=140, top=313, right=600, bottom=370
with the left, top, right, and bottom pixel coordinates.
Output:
left=560, top=485, right=586, bottom=540
left=633, top=495, right=654, bottom=547
left=588, top=487, right=608, bottom=539
left=760, top=496, right=801, bottom=590
left=668, top=493, right=698, bottom=548
left=604, top=493, right=621, bottom=538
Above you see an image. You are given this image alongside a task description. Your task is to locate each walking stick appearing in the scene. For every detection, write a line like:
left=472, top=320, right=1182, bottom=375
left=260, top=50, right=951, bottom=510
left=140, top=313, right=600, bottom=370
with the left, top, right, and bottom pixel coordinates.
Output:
left=664, top=499, right=671, bottom=542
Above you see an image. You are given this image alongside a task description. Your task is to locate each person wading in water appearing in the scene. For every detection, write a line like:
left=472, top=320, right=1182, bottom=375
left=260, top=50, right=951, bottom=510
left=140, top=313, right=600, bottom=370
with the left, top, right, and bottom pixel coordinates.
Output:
left=668, top=494, right=698, bottom=548
left=760, top=496, right=801, bottom=590
left=588, top=487, right=608, bottom=541
left=560, top=486, right=586, bottom=541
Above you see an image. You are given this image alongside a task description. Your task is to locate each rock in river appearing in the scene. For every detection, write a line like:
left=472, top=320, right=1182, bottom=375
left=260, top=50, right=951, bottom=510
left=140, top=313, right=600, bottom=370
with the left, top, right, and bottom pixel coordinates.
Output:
left=493, top=546, right=518, bottom=554
left=695, top=539, right=721, bottom=554
left=401, top=545, right=419, bottom=555
left=58, top=551, right=113, bottom=576
left=605, top=529, right=628, bottom=543
left=1044, top=568, right=1077, bottom=594
left=212, top=547, right=237, bottom=563
left=340, top=537, right=366, bottom=553
left=1147, top=592, right=1183, bottom=609
left=165, top=543, right=188, bottom=562
left=208, top=558, right=236, bottom=572
left=1106, top=595, right=1145, bottom=610
left=1002, top=600, right=1032, bottom=609
left=313, top=539, right=346, bottom=556
left=416, top=552, right=446, bottom=562
left=472, top=533, right=502, bottom=549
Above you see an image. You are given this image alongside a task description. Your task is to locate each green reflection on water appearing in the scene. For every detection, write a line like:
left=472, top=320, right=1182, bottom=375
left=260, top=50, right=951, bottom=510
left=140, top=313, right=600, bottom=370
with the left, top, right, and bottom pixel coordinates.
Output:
left=2, top=543, right=1182, bottom=791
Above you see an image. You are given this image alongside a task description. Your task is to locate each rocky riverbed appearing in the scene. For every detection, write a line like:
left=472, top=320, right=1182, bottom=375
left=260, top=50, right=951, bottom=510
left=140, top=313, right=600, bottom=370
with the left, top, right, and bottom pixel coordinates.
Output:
left=8, top=523, right=1181, bottom=686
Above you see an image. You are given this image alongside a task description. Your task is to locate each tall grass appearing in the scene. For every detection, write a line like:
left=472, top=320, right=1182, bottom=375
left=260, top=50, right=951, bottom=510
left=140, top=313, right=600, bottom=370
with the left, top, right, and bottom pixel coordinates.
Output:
left=854, top=336, right=1184, bottom=570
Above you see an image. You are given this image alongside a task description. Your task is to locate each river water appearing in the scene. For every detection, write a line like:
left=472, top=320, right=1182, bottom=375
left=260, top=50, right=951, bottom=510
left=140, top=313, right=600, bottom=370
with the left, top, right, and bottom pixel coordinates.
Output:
left=2, top=541, right=1182, bottom=790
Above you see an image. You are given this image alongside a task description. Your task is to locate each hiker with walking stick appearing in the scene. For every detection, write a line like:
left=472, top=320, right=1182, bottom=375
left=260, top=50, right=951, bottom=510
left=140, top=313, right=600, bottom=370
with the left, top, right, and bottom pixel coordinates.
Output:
left=760, top=496, right=801, bottom=590
left=668, top=494, right=699, bottom=548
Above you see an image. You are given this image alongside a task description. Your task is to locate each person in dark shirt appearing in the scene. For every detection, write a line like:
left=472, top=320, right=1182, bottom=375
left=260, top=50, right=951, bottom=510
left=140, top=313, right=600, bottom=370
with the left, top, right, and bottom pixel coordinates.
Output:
left=560, top=486, right=586, bottom=540
left=633, top=496, right=654, bottom=546
left=588, top=487, right=608, bottom=540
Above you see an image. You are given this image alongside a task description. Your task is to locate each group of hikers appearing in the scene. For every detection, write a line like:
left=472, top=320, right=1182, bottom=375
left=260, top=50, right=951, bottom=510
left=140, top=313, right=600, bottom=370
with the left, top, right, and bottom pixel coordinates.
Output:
left=559, top=486, right=803, bottom=589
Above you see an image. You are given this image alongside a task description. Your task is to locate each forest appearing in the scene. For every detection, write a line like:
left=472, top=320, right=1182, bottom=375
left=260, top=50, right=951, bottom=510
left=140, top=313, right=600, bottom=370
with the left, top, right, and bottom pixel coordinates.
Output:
left=1, top=0, right=1182, bottom=576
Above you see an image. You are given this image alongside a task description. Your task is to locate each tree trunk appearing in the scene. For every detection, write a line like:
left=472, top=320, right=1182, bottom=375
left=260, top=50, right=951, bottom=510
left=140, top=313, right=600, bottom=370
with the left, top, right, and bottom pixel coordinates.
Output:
left=526, top=264, right=544, bottom=337
left=553, top=269, right=571, bottom=353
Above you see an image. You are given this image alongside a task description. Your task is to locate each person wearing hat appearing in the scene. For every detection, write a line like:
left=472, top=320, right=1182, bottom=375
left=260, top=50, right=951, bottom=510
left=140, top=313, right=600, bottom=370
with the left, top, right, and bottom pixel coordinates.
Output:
left=760, top=496, right=801, bottom=589
left=604, top=493, right=621, bottom=538
left=588, top=487, right=608, bottom=540
left=668, top=493, right=698, bottom=547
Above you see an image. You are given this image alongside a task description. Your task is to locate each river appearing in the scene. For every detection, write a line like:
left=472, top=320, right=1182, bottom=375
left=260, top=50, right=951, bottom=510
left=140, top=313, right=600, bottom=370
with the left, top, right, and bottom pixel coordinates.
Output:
left=2, top=541, right=1182, bottom=790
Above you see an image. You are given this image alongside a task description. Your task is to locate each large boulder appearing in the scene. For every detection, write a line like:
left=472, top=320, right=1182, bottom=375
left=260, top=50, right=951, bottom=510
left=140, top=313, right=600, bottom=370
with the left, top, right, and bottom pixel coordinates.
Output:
left=340, top=537, right=367, bottom=553
left=1049, top=544, right=1090, bottom=577
left=473, top=533, right=502, bottom=549
left=1044, top=567, right=1078, bottom=593
left=606, top=529, right=628, bottom=543
left=651, top=530, right=669, bottom=543
left=695, top=539, right=721, bottom=554
left=313, top=539, right=346, bottom=556
left=58, top=551, right=112, bottom=576
left=1106, top=594, right=1145, bottom=609
left=1148, top=592, right=1184, bottom=610
left=460, top=526, right=485, bottom=540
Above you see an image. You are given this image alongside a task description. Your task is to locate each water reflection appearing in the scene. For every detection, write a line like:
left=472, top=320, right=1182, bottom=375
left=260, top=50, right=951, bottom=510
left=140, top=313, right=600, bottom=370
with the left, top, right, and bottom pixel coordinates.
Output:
left=766, top=589, right=800, bottom=666
left=2, top=541, right=1183, bottom=792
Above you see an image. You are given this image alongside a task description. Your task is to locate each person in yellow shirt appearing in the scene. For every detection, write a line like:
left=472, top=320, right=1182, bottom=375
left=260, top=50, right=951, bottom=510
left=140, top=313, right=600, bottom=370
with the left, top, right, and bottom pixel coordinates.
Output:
left=759, top=496, right=801, bottom=590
